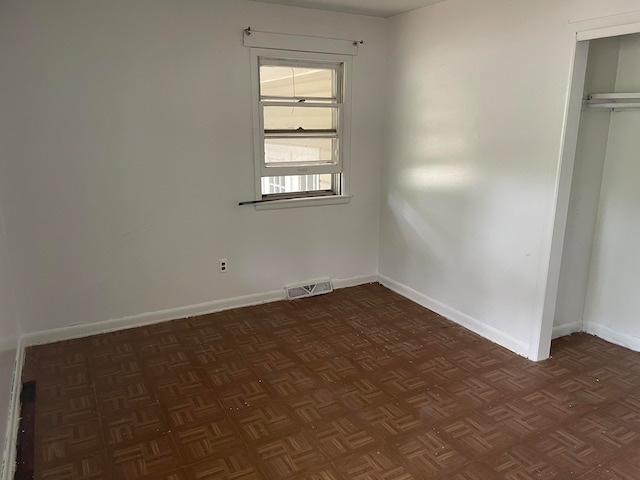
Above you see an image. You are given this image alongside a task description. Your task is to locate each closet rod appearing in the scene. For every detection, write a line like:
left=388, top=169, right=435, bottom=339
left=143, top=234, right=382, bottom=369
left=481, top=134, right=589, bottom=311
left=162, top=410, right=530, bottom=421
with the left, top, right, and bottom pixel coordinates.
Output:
left=587, top=93, right=640, bottom=101
left=585, top=102, right=640, bottom=110
left=585, top=92, right=640, bottom=110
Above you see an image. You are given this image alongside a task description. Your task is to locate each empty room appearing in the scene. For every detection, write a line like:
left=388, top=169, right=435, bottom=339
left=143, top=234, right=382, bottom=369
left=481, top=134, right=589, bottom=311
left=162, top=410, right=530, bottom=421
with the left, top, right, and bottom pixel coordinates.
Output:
left=2, top=0, right=640, bottom=478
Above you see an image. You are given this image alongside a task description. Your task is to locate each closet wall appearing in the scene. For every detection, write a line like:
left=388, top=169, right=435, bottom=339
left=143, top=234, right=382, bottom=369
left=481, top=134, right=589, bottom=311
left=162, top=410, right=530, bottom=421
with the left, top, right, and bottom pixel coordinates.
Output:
left=554, top=33, right=640, bottom=350
left=583, top=34, right=640, bottom=349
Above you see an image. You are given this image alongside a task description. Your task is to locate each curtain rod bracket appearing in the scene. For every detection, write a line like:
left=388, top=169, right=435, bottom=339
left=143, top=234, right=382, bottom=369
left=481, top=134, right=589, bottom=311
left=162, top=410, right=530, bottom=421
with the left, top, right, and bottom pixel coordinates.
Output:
left=244, top=27, right=252, bottom=36
left=353, top=40, right=363, bottom=46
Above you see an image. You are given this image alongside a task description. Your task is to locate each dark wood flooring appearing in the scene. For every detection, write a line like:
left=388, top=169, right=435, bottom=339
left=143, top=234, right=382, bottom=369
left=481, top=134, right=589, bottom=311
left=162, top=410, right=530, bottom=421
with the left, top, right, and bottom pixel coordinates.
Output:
left=21, top=283, right=640, bottom=479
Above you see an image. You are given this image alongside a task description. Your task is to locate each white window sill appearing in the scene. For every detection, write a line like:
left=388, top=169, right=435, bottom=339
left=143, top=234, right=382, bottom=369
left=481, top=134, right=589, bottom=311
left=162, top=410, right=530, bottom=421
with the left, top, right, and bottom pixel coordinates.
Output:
left=255, top=194, right=352, bottom=211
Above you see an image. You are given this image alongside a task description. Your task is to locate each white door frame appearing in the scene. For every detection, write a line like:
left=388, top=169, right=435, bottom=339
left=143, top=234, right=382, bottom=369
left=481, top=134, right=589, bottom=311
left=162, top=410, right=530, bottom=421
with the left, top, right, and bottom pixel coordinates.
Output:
left=533, top=11, right=640, bottom=361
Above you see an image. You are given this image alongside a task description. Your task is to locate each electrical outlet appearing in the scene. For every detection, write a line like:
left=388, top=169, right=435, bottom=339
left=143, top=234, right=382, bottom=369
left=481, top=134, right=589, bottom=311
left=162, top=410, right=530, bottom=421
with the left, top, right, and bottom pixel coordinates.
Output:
left=219, top=259, right=228, bottom=273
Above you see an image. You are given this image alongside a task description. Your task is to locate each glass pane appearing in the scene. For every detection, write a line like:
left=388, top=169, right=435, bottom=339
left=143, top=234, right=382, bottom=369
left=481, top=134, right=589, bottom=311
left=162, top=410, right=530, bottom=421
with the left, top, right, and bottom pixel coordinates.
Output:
left=263, top=106, right=337, bottom=131
left=260, top=65, right=334, bottom=99
left=265, top=138, right=337, bottom=166
left=261, top=174, right=333, bottom=195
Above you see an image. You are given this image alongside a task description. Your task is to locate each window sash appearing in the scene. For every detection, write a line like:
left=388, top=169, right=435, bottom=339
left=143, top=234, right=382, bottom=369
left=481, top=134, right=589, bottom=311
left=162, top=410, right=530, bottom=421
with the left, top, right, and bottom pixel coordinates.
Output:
left=261, top=173, right=341, bottom=198
left=262, top=103, right=341, bottom=134
left=259, top=101, right=343, bottom=176
left=258, top=60, right=342, bottom=103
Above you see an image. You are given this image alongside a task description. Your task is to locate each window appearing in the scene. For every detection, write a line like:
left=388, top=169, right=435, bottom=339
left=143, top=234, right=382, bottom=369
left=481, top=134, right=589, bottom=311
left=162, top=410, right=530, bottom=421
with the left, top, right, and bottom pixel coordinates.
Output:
left=250, top=48, right=352, bottom=206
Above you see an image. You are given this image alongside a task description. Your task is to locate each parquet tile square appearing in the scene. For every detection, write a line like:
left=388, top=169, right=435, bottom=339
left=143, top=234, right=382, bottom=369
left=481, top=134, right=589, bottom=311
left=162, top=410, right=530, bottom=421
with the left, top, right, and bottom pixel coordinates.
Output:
left=448, top=461, right=504, bottom=480
left=89, top=344, right=136, bottom=369
left=596, top=447, right=640, bottom=479
left=346, top=346, right=400, bottom=373
left=97, top=381, right=158, bottom=416
left=254, top=431, right=330, bottom=478
left=137, top=333, right=183, bottom=356
left=520, top=386, right=589, bottom=422
left=271, top=326, right=317, bottom=345
left=103, top=404, right=169, bottom=447
left=108, top=434, right=182, bottom=480
left=440, top=413, right=517, bottom=458
left=217, top=379, right=274, bottom=411
left=37, top=375, right=93, bottom=402
left=245, top=350, right=298, bottom=376
left=294, top=465, right=345, bottom=480
left=154, top=369, right=211, bottom=402
left=481, top=366, right=545, bottom=395
left=34, top=451, right=110, bottom=480
left=334, top=378, right=392, bottom=411
left=483, top=400, right=556, bottom=438
left=290, top=340, right=337, bottom=363
left=264, top=367, right=318, bottom=398
left=38, top=419, right=103, bottom=465
left=415, top=355, right=466, bottom=385
left=232, top=403, right=300, bottom=444
left=179, top=325, right=224, bottom=350
left=596, top=398, right=640, bottom=432
left=163, top=391, right=226, bottom=429
left=187, top=450, right=262, bottom=480
left=404, top=387, right=471, bottom=423
left=144, top=351, right=193, bottom=377
left=174, top=418, right=243, bottom=463
left=203, top=358, right=257, bottom=388
left=335, top=447, right=417, bottom=480
left=20, top=283, right=640, bottom=479
left=389, top=431, right=467, bottom=477
left=308, top=416, right=382, bottom=461
left=377, top=367, right=430, bottom=397
left=284, top=389, right=347, bottom=424
left=564, top=411, right=639, bottom=454
left=485, top=443, right=569, bottom=479
left=307, top=355, right=361, bottom=384
left=235, top=334, right=280, bottom=356
left=528, top=428, right=609, bottom=477
left=442, top=377, right=504, bottom=409
left=326, top=331, right=373, bottom=353
left=358, top=401, right=424, bottom=440
left=37, top=394, right=97, bottom=430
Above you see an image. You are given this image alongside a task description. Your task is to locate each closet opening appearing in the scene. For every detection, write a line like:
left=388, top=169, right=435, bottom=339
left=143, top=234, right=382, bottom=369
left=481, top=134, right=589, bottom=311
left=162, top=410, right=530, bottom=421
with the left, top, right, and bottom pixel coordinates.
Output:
left=540, top=23, right=640, bottom=361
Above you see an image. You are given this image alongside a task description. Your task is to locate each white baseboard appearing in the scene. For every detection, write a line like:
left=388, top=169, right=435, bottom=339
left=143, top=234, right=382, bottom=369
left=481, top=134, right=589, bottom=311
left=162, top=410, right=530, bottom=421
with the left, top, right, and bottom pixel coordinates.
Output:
left=333, top=274, right=377, bottom=289
left=1, top=340, right=23, bottom=480
left=377, top=274, right=530, bottom=358
left=584, top=321, right=640, bottom=353
left=21, top=289, right=284, bottom=348
left=21, top=274, right=378, bottom=348
left=552, top=321, right=583, bottom=339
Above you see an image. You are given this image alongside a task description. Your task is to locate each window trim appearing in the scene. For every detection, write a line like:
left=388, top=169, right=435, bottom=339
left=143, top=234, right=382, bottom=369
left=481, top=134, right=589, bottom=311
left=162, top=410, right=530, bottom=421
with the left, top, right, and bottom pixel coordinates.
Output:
left=250, top=47, right=352, bottom=205
left=254, top=194, right=352, bottom=211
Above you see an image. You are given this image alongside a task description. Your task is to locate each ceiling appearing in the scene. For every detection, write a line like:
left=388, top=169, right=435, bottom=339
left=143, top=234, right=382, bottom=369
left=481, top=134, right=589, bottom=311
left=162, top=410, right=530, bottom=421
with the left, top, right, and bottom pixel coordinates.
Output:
left=251, top=0, right=446, bottom=18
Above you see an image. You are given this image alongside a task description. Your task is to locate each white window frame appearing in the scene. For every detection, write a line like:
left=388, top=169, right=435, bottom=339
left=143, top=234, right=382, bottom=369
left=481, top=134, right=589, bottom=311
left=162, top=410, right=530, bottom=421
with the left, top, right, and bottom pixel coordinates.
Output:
left=250, top=47, right=353, bottom=209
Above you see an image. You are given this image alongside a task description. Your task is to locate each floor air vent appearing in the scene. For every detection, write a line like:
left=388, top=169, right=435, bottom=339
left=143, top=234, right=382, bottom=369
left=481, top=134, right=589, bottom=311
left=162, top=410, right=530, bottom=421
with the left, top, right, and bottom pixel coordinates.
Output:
left=285, top=278, right=333, bottom=300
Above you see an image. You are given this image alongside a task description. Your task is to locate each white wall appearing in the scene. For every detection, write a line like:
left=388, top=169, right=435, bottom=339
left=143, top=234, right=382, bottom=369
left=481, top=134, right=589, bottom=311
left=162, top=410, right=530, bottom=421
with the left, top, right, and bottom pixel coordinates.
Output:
left=0, top=209, right=19, bottom=350
left=0, top=349, right=17, bottom=479
left=379, top=0, right=640, bottom=358
left=0, top=211, right=18, bottom=478
left=553, top=37, right=620, bottom=336
left=583, top=33, right=640, bottom=350
left=0, top=0, right=387, bottom=334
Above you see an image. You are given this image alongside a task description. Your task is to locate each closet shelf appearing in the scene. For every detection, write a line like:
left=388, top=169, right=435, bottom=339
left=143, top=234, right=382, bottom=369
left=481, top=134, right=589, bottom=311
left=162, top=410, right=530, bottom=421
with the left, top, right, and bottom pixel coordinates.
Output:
left=585, top=93, right=640, bottom=110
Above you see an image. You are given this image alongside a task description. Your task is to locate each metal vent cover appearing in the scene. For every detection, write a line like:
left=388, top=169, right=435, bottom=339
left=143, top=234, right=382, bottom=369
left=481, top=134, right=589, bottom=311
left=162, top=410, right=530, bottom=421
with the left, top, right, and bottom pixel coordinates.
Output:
left=285, top=278, right=333, bottom=300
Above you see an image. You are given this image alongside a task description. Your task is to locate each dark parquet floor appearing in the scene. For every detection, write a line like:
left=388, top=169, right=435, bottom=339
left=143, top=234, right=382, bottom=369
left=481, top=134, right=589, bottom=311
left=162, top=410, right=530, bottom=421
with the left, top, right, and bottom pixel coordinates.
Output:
left=21, top=283, right=640, bottom=479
